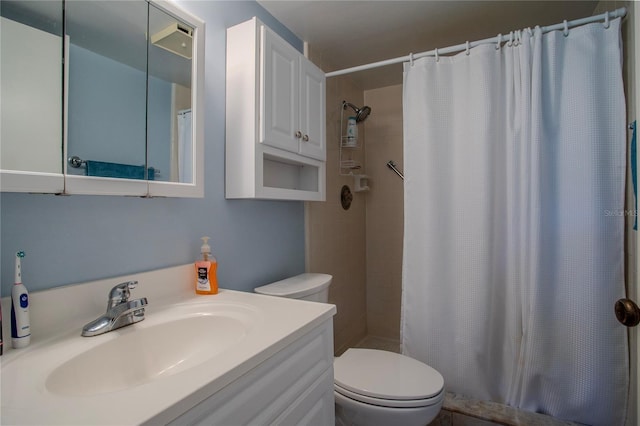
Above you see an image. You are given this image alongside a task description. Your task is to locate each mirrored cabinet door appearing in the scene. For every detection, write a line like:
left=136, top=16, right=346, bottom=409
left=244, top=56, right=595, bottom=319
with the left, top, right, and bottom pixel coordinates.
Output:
left=0, top=1, right=64, bottom=193
left=63, top=0, right=149, bottom=195
left=147, top=3, right=192, bottom=184
left=147, top=0, right=204, bottom=198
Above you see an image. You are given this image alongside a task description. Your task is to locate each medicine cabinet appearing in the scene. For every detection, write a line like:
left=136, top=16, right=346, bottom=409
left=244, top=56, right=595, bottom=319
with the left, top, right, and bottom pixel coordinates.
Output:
left=226, top=17, right=326, bottom=201
left=0, top=0, right=204, bottom=197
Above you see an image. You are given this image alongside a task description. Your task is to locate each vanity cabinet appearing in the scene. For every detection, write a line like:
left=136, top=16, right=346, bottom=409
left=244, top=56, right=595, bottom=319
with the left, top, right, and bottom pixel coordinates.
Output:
left=0, top=264, right=337, bottom=426
left=167, top=320, right=335, bottom=425
left=226, top=17, right=326, bottom=201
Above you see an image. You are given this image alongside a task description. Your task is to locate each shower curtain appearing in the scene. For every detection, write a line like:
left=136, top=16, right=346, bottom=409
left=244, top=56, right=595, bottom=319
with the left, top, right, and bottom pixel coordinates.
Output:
left=177, top=109, right=192, bottom=183
left=401, top=19, right=628, bottom=425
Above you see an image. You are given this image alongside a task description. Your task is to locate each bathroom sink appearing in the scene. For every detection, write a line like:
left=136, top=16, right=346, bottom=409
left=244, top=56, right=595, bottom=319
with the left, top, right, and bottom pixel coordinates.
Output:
left=45, top=303, right=255, bottom=396
left=1, top=269, right=336, bottom=426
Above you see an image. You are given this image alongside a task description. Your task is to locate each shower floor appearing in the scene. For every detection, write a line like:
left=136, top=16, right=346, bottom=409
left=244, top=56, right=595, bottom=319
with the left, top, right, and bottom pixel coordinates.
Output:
left=353, top=335, right=580, bottom=426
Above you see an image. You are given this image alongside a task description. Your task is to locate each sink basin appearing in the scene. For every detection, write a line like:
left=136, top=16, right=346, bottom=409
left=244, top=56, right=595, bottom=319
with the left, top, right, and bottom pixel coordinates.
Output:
left=45, top=303, right=255, bottom=396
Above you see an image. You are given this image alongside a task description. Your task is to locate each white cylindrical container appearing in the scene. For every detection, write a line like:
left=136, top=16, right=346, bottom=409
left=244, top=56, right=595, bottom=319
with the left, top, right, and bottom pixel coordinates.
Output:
left=11, top=251, right=30, bottom=349
left=345, top=117, right=358, bottom=147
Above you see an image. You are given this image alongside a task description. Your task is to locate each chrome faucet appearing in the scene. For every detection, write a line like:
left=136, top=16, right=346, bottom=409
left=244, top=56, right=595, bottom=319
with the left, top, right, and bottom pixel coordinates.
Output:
left=82, top=281, right=148, bottom=337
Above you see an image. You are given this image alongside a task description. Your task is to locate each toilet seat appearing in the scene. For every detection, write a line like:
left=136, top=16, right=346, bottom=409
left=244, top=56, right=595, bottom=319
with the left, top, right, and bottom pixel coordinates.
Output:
left=335, top=383, right=444, bottom=408
left=334, top=349, right=444, bottom=408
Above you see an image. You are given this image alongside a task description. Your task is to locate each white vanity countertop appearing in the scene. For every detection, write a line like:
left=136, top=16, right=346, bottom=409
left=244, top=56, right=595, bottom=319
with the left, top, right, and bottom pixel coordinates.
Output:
left=0, top=265, right=336, bottom=425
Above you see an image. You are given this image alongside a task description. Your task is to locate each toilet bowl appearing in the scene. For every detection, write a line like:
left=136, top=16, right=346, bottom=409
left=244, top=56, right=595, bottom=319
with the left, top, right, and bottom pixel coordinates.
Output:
left=254, top=273, right=445, bottom=426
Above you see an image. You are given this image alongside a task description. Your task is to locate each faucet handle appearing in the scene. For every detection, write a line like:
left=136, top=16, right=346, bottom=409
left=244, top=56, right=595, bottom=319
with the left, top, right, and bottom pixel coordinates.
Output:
left=108, top=281, right=138, bottom=307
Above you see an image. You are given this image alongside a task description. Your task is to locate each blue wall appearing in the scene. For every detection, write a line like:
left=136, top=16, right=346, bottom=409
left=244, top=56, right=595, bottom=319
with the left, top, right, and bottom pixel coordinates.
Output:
left=0, top=1, right=306, bottom=296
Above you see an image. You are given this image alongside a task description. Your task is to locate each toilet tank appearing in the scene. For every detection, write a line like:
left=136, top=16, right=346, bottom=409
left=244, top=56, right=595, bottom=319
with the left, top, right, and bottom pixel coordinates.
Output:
left=254, top=273, right=332, bottom=303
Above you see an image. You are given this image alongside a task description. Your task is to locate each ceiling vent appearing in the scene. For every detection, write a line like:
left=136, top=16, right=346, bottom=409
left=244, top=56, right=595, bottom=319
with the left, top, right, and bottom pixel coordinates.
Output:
left=151, top=23, right=192, bottom=59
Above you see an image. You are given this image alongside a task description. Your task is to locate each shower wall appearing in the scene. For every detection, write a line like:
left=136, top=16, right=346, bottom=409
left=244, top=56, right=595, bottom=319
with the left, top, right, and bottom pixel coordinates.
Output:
left=363, top=85, right=404, bottom=341
left=305, top=43, right=404, bottom=351
left=305, top=79, right=407, bottom=353
left=306, top=49, right=368, bottom=355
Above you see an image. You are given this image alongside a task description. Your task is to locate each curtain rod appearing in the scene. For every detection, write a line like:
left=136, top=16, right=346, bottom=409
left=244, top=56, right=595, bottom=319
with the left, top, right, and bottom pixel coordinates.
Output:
left=325, top=7, right=627, bottom=78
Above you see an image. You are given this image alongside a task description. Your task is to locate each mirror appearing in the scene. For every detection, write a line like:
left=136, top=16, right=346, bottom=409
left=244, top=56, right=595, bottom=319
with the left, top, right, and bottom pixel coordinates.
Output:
left=0, top=1, right=65, bottom=192
left=65, top=0, right=194, bottom=184
left=0, top=0, right=203, bottom=196
left=65, top=0, right=148, bottom=180
left=148, top=2, right=193, bottom=184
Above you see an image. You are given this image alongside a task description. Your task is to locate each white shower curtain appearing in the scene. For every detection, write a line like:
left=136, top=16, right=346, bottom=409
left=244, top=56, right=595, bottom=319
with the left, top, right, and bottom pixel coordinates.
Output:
left=402, top=19, right=628, bottom=425
left=177, top=109, right=193, bottom=183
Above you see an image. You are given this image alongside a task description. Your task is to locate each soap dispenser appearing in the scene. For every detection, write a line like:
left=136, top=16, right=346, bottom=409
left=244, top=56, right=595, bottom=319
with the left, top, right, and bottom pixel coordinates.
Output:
left=195, top=237, right=218, bottom=295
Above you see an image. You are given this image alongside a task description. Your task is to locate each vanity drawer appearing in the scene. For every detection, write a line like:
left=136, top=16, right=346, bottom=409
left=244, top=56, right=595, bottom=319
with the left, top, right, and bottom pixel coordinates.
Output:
left=168, top=320, right=334, bottom=425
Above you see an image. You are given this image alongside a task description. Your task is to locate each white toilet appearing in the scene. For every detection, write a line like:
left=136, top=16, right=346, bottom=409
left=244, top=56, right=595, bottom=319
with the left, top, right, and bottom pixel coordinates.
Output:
left=254, top=273, right=445, bottom=426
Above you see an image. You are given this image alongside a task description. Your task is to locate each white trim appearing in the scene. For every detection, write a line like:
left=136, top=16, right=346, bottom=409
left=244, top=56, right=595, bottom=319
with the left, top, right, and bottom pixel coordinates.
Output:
left=0, top=170, right=64, bottom=193
left=64, top=175, right=148, bottom=196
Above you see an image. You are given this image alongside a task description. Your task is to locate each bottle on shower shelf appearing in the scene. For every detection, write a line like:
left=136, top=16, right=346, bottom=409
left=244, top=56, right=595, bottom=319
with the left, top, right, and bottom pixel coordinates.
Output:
left=345, top=116, right=358, bottom=147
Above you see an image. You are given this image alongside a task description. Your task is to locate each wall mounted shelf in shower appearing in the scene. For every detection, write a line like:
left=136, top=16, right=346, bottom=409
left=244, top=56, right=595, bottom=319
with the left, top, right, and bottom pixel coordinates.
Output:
left=339, top=101, right=370, bottom=177
left=340, top=136, right=360, bottom=149
left=340, top=159, right=362, bottom=171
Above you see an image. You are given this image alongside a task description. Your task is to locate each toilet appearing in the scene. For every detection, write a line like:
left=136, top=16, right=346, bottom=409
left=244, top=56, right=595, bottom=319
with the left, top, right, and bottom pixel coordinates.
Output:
left=254, top=273, right=445, bottom=426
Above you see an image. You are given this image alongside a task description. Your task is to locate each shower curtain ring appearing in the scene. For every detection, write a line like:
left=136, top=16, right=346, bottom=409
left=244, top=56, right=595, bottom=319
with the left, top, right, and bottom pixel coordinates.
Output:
left=604, top=12, right=610, bottom=28
left=496, top=34, right=502, bottom=50
left=563, top=20, right=569, bottom=36
left=409, top=52, right=414, bottom=66
left=435, top=48, right=439, bottom=62
left=465, top=41, right=470, bottom=55
left=507, top=32, right=513, bottom=47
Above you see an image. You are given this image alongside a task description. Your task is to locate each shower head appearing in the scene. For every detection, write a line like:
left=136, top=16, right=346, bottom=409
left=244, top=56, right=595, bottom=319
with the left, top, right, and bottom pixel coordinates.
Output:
left=343, top=101, right=372, bottom=123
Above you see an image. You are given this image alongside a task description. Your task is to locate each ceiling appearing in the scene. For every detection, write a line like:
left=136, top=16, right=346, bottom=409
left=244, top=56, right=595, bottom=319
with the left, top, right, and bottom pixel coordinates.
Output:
left=257, top=1, right=601, bottom=90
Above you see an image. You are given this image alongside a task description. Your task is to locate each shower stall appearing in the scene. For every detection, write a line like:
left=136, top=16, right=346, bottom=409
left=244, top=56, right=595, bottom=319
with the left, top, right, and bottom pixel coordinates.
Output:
left=305, top=7, right=636, bottom=426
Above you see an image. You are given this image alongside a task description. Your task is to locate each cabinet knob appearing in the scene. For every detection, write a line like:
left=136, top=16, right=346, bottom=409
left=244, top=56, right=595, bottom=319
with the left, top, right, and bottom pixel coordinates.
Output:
left=302, top=134, right=309, bottom=142
left=295, top=131, right=302, bottom=139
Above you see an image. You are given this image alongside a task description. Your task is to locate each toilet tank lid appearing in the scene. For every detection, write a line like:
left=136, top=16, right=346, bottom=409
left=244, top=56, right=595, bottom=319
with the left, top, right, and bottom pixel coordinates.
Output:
left=254, top=273, right=332, bottom=298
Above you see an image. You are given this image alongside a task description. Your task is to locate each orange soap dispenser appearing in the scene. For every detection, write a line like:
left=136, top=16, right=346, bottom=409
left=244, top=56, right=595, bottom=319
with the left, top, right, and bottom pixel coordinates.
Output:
left=195, top=237, right=218, bottom=295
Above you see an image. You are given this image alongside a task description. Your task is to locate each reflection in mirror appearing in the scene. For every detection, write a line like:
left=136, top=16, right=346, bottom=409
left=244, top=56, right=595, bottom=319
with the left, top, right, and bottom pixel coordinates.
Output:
left=64, top=0, right=195, bottom=183
left=147, top=3, right=193, bottom=184
left=1, top=1, right=63, bottom=175
left=65, top=0, right=148, bottom=180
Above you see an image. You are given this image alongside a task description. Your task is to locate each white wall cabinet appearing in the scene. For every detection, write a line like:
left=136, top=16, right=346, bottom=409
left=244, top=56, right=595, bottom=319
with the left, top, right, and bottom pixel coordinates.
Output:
left=261, top=26, right=325, bottom=161
left=226, top=17, right=326, bottom=201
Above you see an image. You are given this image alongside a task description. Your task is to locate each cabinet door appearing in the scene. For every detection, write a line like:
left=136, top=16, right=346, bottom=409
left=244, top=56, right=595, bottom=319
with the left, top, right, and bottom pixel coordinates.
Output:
left=261, top=26, right=299, bottom=153
left=1, top=15, right=64, bottom=193
left=299, top=58, right=326, bottom=161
